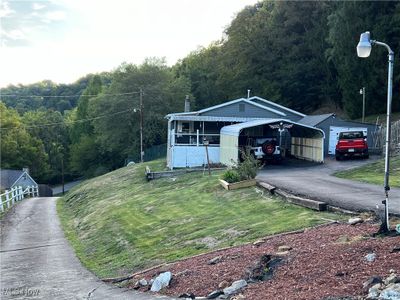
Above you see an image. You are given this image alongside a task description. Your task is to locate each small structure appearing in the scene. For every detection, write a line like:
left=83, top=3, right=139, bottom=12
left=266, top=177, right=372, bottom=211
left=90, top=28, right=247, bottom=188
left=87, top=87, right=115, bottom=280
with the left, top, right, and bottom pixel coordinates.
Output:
left=165, top=96, right=378, bottom=169
left=0, top=168, right=38, bottom=191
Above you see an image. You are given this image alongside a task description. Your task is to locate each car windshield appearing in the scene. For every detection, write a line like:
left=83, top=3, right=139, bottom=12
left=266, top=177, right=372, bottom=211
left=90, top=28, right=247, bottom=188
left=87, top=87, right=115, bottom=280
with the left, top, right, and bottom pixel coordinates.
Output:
left=339, top=132, right=364, bottom=139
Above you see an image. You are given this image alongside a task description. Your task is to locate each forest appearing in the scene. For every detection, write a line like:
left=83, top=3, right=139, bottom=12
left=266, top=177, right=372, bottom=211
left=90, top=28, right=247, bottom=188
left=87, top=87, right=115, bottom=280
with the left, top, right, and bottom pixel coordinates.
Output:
left=1, top=1, right=399, bottom=184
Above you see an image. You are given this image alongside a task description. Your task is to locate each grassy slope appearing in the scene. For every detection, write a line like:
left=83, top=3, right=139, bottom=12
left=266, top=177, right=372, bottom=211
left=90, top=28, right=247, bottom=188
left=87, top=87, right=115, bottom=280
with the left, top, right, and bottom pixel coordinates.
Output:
left=355, top=111, right=400, bottom=123
left=58, top=159, right=342, bottom=278
left=335, top=156, right=400, bottom=187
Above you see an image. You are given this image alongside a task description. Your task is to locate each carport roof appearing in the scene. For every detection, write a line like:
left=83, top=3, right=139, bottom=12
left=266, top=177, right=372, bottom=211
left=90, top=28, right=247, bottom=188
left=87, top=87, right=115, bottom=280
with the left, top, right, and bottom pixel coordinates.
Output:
left=220, top=119, right=325, bottom=138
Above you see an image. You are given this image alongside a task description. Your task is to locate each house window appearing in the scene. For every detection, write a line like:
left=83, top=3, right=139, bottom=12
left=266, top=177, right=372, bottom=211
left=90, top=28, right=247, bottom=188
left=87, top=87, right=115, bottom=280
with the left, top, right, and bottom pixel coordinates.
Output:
left=239, top=103, right=245, bottom=112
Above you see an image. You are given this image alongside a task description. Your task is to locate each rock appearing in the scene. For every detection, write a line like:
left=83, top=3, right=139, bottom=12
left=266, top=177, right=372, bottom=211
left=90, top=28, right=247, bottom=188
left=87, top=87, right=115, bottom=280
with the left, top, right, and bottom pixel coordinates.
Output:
left=149, top=278, right=154, bottom=285
left=390, top=269, right=396, bottom=274
left=208, top=256, right=222, bottom=265
left=365, top=253, right=376, bottom=262
left=379, top=283, right=400, bottom=299
left=223, top=279, right=247, bottom=295
left=138, top=279, right=148, bottom=286
left=367, top=285, right=380, bottom=299
left=391, top=246, right=400, bottom=253
left=218, top=281, right=229, bottom=289
left=275, top=251, right=289, bottom=256
left=150, top=271, right=172, bottom=292
left=384, top=274, right=400, bottom=285
left=253, top=239, right=264, bottom=246
left=178, top=293, right=195, bottom=299
left=363, top=276, right=383, bottom=290
left=277, top=245, right=292, bottom=252
left=207, top=290, right=224, bottom=299
left=348, top=217, right=363, bottom=225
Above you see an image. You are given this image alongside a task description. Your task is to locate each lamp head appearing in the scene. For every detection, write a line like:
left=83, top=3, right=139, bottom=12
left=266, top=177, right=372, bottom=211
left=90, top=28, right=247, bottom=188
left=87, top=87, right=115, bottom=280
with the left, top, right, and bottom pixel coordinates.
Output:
left=357, top=31, right=372, bottom=58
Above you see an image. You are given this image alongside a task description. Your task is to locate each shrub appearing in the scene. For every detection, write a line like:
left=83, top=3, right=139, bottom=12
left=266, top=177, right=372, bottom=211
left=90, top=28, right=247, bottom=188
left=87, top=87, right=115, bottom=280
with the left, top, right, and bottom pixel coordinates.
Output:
left=222, top=169, right=241, bottom=183
left=236, top=148, right=260, bottom=180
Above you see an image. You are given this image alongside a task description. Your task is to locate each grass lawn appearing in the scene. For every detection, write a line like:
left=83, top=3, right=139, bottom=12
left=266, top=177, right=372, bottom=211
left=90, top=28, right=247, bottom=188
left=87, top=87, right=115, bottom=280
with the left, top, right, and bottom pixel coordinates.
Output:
left=335, top=156, right=400, bottom=187
left=58, top=159, right=343, bottom=279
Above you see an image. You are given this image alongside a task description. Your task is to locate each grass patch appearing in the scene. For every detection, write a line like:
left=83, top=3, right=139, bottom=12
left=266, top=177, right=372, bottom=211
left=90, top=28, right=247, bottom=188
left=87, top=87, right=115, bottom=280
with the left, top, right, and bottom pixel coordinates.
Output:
left=335, top=156, right=400, bottom=187
left=354, top=111, right=400, bottom=123
left=58, top=159, right=344, bottom=279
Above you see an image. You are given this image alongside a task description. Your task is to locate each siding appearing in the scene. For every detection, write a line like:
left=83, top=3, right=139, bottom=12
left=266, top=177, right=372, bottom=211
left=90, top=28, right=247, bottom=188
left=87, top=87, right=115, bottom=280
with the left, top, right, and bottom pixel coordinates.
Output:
left=316, top=116, right=379, bottom=155
left=200, top=101, right=285, bottom=119
left=251, top=99, right=303, bottom=122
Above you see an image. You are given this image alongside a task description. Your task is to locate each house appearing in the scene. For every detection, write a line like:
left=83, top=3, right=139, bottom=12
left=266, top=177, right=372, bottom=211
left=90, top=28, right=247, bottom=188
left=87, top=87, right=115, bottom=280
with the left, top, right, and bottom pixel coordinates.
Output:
left=0, top=168, right=38, bottom=191
left=165, top=96, right=378, bottom=169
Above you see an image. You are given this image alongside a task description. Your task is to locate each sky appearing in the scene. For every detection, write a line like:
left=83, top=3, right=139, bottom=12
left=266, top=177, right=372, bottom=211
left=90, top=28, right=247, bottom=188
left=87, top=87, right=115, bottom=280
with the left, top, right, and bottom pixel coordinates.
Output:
left=0, top=0, right=258, bottom=87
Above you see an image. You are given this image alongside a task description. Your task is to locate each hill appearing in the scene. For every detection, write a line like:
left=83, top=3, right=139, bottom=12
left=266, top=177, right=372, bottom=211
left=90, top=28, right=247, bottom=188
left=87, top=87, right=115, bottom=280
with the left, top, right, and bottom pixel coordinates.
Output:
left=57, top=159, right=342, bottom=278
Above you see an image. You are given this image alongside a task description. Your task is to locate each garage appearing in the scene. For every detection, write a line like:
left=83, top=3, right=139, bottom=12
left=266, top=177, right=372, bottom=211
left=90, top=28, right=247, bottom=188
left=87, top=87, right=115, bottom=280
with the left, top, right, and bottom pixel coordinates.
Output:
left=220, top=119, right=325, bottom=167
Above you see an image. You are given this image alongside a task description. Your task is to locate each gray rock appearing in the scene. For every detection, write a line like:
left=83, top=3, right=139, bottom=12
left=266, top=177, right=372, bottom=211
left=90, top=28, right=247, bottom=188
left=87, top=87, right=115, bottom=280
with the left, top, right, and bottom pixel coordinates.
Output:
left=365, top=253, right=376, bottom=262
left=150, top=271, right=172, bottom=292
left=223, top=279, right=247, bottom=295
left=367, top=286, right=380, bottom=299
left=380, top=283, right=400, bottom=300
left=139, top=279, right=148, bottom=286
left=348, top=217, right=363, bottom=225
left=207, top=290, right=223, bottom=299
left=385, top=274, right=400, bottom=285
left=363, top=276, right=383, bottom=289
left=208, top=256, right=222, bottom=265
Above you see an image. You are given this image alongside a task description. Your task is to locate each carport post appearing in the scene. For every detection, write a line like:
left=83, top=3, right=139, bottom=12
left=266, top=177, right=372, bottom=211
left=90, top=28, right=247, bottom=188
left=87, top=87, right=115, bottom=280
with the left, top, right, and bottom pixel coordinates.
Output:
left=357, top=31, right=394, bottom=232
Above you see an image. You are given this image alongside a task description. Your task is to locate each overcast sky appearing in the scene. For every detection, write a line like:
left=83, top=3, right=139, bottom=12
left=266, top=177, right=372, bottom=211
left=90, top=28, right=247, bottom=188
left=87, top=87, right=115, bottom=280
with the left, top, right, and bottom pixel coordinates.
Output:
left=0, top=0, right=258, bottom=87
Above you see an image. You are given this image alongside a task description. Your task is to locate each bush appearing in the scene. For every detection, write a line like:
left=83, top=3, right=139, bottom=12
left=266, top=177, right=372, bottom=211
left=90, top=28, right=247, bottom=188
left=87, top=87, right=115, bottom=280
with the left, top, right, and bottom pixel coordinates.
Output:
left=236, top=148, right=260, bottom=180
left=222, top=169, right=241, bottom=183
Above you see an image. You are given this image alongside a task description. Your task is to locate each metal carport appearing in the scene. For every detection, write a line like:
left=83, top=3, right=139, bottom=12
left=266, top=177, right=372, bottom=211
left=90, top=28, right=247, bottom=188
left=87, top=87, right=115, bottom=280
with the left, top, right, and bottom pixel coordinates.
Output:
left=220, top=119, right=325, bottom=167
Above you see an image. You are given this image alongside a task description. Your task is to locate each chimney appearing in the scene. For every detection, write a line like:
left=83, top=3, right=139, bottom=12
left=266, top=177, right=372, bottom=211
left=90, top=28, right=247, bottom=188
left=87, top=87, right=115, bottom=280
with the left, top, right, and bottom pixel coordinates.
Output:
left=22, top=167, right=29, bottom=175
left=184, top=95, right=191, bottom=112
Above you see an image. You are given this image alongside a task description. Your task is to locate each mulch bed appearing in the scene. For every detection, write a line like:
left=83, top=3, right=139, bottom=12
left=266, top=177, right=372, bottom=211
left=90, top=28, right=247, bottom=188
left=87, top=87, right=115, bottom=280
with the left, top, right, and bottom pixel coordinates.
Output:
left=128, top=223, right=400, bottom=300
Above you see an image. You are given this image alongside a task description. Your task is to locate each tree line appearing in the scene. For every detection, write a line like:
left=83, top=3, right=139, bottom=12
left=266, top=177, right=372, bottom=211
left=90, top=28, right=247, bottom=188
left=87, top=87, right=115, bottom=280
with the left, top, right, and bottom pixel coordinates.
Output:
left=1, top=1, right=399, bottom=183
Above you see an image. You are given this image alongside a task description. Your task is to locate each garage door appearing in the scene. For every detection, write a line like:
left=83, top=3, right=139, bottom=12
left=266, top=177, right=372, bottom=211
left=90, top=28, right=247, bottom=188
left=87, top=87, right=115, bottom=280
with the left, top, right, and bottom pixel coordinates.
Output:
left=328, top=126, right=368, bottom=155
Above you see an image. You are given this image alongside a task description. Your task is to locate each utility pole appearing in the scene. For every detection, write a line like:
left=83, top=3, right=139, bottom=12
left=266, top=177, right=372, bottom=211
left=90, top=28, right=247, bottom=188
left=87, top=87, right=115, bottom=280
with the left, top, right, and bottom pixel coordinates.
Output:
left=360, top=87, right=366, bottom=122
left=139, top=88, right=144, bottom=163
left=61, top=156, right=65, bottom=195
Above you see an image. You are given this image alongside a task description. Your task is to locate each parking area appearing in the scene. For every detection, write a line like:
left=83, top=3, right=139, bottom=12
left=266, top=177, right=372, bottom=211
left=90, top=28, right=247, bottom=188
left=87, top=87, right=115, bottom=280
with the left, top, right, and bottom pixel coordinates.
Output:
left=256, top=156, right=400, bottom=215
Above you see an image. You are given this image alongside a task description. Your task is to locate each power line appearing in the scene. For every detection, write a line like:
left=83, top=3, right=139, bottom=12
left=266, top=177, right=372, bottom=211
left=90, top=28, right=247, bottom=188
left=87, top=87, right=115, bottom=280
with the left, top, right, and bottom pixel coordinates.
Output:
left=0, top=108, right=136, bottom=131
left=0, top=91, right=141, bottom=98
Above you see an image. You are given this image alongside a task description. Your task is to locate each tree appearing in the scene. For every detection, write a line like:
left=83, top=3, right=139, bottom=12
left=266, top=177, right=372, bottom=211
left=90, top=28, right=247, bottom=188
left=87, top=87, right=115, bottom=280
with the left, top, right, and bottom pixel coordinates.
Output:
left=0, top=103, right=50, bottom=181
left=327, top=1, right=400, bottom=118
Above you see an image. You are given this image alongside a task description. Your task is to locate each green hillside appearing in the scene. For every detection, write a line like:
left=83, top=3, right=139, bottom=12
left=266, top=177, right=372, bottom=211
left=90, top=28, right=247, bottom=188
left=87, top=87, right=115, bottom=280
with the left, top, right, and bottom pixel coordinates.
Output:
left=58, top=159, right=343, bottom=278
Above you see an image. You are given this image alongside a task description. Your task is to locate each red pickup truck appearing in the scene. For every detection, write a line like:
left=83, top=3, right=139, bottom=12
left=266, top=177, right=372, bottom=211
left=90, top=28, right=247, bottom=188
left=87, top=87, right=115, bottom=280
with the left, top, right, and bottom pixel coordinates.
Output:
left=335, top=131, right=369, bottom=160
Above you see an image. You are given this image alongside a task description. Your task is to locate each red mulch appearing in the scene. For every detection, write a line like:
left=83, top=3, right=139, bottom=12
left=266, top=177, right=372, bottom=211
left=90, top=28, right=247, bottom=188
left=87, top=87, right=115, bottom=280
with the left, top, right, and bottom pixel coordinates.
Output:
left=128, top=223, right=400, bottom=300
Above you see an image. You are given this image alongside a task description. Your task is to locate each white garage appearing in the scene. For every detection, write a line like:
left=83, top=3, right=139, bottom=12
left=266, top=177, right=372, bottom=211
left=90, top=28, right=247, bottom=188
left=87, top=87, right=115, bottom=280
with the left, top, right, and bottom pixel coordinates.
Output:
left=328, top=126, right=368, bottom=155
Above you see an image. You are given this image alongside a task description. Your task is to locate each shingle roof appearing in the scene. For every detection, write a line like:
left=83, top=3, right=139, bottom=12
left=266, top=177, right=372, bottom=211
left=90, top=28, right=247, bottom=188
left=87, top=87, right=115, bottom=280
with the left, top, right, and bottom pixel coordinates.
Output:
left=298, top=114, right=334, bottom=127
left=0, top=169, right=24, bottom=190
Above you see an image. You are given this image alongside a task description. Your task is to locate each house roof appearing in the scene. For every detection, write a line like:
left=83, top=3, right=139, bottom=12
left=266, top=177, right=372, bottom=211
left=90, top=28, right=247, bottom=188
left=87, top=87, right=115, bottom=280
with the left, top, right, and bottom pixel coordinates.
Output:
left=298, top=114, right=334, bottom=126
left=0, top=169, right=24, bottom=190
left=220, top=118, right=325, bottom=138
left=248, top=96, right=306, bottom=117
left=0, top=169, right=37, bottom=190
left=167, top=115, right=263, bottom=122
left=166, top=97, right=287, bottom=119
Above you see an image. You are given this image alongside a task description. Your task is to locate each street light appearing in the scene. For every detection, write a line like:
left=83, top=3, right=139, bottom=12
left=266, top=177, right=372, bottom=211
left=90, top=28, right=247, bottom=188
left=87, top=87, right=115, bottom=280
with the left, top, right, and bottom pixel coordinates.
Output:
left=357, top=31, right=394, bottom=232
left=359, top=87, right=366, bottom=123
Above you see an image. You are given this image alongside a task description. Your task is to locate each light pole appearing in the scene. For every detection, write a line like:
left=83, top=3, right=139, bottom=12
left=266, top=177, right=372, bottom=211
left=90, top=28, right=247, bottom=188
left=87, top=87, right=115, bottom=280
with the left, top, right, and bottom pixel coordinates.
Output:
left=357, top=31, right=394, bottom=232
left=359, top=87, right=366, bottom=123
left=139, top=88, right=144, bottom=163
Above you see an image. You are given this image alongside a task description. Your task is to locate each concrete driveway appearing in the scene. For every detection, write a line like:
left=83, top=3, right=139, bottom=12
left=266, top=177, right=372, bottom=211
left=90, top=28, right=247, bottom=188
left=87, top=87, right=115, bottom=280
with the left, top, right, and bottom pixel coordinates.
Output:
left=0, top=197, right=174, bottom=300
left=256, top=156, right=400, bottom=216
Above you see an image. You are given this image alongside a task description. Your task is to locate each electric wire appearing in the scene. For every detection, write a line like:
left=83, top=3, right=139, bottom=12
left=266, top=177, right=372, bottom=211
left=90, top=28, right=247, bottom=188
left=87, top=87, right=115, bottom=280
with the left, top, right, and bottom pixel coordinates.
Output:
left=0, top=108, right=136, bottom=131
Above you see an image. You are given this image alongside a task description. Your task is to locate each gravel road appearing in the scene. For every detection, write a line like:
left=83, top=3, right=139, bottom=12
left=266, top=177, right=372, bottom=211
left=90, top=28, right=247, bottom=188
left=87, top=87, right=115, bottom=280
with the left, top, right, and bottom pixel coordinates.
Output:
left=0, top=197, right=174, bottom=300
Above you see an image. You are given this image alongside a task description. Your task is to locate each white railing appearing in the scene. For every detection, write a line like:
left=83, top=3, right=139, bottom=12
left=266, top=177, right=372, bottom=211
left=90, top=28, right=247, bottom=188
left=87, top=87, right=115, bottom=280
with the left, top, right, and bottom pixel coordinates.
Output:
left=0, top=185, right=39, bottom=213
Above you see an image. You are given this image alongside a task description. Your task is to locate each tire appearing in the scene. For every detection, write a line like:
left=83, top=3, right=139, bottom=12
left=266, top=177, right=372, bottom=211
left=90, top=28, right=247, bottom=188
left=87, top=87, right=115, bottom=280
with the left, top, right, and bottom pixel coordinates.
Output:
left=262, top=142, right=276, bottom=155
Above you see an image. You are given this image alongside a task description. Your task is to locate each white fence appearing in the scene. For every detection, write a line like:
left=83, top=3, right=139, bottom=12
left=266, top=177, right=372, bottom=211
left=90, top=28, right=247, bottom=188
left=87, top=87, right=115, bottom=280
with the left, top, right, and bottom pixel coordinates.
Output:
left=0, top=185, right=39, bottom=212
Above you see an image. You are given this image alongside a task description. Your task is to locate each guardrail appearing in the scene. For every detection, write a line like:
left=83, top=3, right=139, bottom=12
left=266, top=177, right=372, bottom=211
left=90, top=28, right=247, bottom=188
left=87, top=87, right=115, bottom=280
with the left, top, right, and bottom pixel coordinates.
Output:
left=0, top=185, right=39, bottom=213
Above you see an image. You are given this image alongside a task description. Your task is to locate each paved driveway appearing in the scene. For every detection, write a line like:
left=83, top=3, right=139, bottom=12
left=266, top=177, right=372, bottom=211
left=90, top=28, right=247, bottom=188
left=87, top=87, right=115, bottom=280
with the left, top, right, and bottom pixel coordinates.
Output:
left=256, top=156, right=400, bottom=216
left=0, top=197, right=174, bottom=300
